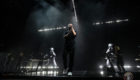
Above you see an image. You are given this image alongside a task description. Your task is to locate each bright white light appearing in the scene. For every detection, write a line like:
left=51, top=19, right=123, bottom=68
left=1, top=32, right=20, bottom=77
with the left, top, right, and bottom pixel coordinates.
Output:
left=44, top=29, right=48, bottom=31
left=124, top=66, right=131, bottom=68
left=114, top=66, right=117, bottom=68
left=63, top=27, right=67, bottom=29
left=50, top=71, right=53, bottom=74
left=38, top=30, right=43, bottom=32
left=72, top=0, right=78, bottom=22
left=108, top=66, right=111, bottom=68
left=99, top=66, right=103, bottom=68
left=116, top=20, right=121, bottom=22
left=96, top=23, right=100, bottom=25
left=137, top=66, right=140, bottom=68
left=100, top=71, right=104, bottom=75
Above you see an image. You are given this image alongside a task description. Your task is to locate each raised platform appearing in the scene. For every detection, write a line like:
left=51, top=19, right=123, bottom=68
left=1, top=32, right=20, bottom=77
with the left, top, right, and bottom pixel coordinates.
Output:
left=0, top=71, right=140, bottom=80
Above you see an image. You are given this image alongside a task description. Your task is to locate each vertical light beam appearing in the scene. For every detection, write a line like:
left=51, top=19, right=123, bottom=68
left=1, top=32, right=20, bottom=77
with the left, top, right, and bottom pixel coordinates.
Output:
left=72, top=0, right=78, bottom=22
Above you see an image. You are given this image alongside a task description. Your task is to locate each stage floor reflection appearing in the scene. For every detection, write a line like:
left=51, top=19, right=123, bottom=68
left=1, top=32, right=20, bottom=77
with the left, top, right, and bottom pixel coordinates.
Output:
left=1, top=71, right=130, bottom=77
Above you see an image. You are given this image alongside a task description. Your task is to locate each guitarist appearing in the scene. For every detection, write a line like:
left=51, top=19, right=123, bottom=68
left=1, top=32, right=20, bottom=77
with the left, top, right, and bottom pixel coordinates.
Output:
left=114, top=46, right=125, bottom=72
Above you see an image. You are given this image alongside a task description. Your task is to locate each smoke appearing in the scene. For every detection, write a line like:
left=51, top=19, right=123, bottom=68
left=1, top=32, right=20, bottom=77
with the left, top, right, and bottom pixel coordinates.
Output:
left=22, top=0, right=72, bottom=54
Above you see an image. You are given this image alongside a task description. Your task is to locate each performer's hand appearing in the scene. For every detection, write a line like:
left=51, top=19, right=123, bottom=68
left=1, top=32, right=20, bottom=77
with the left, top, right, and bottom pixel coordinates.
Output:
left=71, top=26, right=74, bottom=30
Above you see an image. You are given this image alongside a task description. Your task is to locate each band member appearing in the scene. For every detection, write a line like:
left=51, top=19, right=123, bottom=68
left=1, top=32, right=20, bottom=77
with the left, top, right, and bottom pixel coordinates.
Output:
left=15, top=52, right=24, bottom=72
left=62, top=23, right=77, bottom=76
left=105, top=43, right=116, bottom=67
left=36, top=53, right=45, bottom=72
left=46, top=47, right=57, bottom=66
left=115, top=46, right=125, bottom=72
left=3, top=53, right=14, bottom=72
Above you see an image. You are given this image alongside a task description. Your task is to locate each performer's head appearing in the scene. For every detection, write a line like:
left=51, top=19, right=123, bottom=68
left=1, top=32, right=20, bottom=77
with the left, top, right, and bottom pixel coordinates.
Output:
left=108, top=43, right=113, bottom=47
left=50, top=47, right=54, bottom=51
left=68, top=23, right=73, bottom=31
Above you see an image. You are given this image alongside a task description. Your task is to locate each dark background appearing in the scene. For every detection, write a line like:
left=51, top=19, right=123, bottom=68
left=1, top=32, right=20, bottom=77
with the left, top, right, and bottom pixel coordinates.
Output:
left=0, top=0, right=140, bottom=72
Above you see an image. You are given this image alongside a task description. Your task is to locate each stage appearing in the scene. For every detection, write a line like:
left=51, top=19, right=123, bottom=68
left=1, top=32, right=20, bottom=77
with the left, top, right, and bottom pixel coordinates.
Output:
left=1, top=71, right=140, bottom=80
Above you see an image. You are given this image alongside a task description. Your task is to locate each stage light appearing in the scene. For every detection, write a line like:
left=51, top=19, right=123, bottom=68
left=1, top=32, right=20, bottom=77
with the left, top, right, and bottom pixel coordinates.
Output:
left=44, top=29, right=48, bottom=31
left=50, top=66, right=53, bottom=69
left=114, top=66, right=117, bottom=68
left=99, top=66, right=103, bottom=68
left=124, top=66, right=131, bottom=68
left=63, top=27, right=66, bottom=29
left=108, top=66, right=111, bottom=68
left=96, top=23, right=100, bottom=25
left=116, top=20, right=121, bottom=22
left=38, top=30, right=43, bottom=32
left=72, top=0, right=78, bottom=22
left=137, top=66, right=140, bottom=68
left=100, top=71, right=104, bottom=75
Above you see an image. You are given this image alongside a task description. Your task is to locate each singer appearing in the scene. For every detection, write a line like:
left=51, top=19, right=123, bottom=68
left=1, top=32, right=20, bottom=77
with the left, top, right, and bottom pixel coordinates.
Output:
left=62, top=23, right=77, bottom=76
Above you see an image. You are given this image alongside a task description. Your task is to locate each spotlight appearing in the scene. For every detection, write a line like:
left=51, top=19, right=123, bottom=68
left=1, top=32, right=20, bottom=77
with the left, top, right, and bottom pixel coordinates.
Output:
left=114, top=66, right=117, bottom=68
left=63, top=27, right=66, bottom=29
left=99, top=66, right=103, bottom=68
left=96, top=22, right=100, bottom=25
left=108, top=66, right=111, bottom=68
left=38, top=30, right=43, bottom=32
left=137, top=66, right=140, bottom=68
left=50, top=66, right=53, bottom=69
left=100, top=71, right=104, bottom=75
left=124, top=66, right=131, bottom=68
left=72, top=0, right=78, bottom=22
left=116, top=20, right=121, bottom=22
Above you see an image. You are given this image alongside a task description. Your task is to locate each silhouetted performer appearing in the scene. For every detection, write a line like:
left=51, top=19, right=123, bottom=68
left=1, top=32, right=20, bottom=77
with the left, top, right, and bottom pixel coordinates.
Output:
left=62, top=23, right=77, bottom=76
left=46, top=47, right=57, bottom=66
left=115, top=46, right=125, bottom=72
left=15, top=52, right=24, bottom=72
left=36, top=53, right=45, bottom=72
left=105, top=43, right=116, bottom=67
left=3, top=53, right=13, bottom=72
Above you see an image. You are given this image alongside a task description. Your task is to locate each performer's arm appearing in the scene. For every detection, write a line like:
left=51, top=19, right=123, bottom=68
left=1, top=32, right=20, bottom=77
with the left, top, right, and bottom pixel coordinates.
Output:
left=106, top=48, right=110, bottom=54
left=63, top=31, right=71, bottom=39
left=53, top=52, right=56, bottom=57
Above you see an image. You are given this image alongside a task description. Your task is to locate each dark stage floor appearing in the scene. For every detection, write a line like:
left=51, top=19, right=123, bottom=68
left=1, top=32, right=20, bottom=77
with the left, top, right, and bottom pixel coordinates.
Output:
left=1, top=71, right=140, bottom=80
